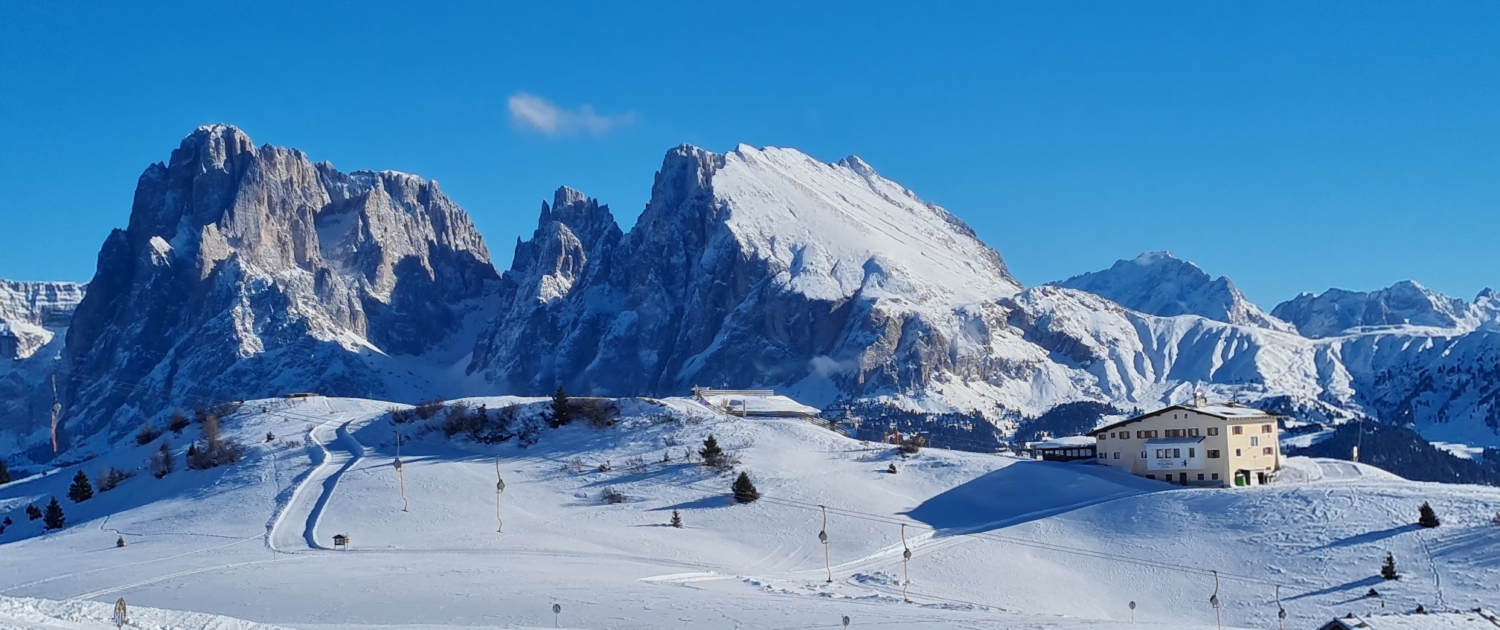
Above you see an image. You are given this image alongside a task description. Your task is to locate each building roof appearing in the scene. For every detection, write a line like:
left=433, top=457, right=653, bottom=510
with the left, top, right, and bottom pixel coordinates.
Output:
left=1319, top=611, right=1500, bottom=630
left=1033, top=436, right=1097, bottom=449
left=1089, top=403, right=1276, bottom=436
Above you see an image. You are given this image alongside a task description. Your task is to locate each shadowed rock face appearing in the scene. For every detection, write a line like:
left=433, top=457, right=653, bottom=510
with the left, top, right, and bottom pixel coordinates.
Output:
left=60, top=125, right=496, bottom=453
left=0, top=281, right=85, bottom=457
left=469, top=144, right=1023, bottom=403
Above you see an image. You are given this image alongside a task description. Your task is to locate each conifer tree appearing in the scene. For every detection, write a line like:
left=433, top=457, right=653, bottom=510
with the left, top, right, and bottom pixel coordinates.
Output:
left=1418, top=502, right=1440, bottom=528
left=42, top=497, right=65, bottom=530
left=116, top=536, right=125, bottom=548
left=67, top=470, right=93, bottom=503
left=547, top=386, right=573, bottom=428
left=699, top=435, right=725, bottom=468
left=732, top=472, right=760, bottom=503
left=25, top=503, right=41, bottom=520
left=0, top=459, right=10, bottom=484
left=2, top=516, right=10, bottom=526
left=670, top=510, right=683, bottom=528
left=1380, top=553, right=1399, bottom=580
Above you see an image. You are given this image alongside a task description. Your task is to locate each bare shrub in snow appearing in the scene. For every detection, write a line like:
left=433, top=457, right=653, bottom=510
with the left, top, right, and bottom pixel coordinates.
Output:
left=135, top=421, right=162, bottom=445
left=626, top=457, right=647, bottom=473
left=166, top=410, right=190, bottom=435
left=600, top=487, right=628, bottom=504
left=575, top=398, right=620, bottom=429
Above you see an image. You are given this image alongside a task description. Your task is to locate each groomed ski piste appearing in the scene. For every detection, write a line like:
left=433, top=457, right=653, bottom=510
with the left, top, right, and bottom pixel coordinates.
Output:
left=1, top=397, right=1498, bottom=629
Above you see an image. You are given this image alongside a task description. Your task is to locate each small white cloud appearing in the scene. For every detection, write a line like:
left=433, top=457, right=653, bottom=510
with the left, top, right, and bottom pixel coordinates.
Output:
left=507, top=92, right=633, bottom=138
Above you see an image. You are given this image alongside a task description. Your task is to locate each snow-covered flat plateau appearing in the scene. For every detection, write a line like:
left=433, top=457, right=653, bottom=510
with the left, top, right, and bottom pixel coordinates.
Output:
left=1, top=397, right=1496, bottom=629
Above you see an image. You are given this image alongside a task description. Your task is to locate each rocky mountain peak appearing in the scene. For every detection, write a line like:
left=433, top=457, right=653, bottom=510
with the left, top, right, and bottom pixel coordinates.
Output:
left=1052, top=251, right=1294, bottom=333
left=56, top=125, right=497, bottom=455
left=1272, top=281, right=1479, bottom=338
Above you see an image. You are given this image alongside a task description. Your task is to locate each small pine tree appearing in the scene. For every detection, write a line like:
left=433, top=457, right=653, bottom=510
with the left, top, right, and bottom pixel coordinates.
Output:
left=732, top=472, right=760, bottom=503
left=1418, top=502, right=1440, bottom=528
left=888, top=463, right=899, bottom=474
left=67, top=470, right=93, bottom=503
left=116, top=536, right=125, bottom=548
left=670, top=510, right=683, bottom=528
left=266, top=431, right=276, bottom=442
left=1381, top=553, right=1400, bottom=580
left=25, top=503, right=41, bottom=520
left=699, top=435, right=725, bottom=468
left=547, top=385, right=573, bottom=428
left=42, top=497, right=65, bottom=530
left=167, top=410, right=190, bottom=435
left=0, top=459, right=10, bottom=484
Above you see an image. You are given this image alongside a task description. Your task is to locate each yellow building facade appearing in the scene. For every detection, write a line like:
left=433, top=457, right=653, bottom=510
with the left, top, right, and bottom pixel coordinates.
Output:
left=1089, top=402, right=1281, bottom=487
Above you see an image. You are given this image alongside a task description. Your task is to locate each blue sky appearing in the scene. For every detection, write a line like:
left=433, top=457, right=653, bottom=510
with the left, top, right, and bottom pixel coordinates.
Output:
left=2, top=1, right=1497, bottom=307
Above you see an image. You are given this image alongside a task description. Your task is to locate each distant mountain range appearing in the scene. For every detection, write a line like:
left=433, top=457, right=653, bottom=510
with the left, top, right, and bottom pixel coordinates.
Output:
left=2, top=125, right=1495, bottom=465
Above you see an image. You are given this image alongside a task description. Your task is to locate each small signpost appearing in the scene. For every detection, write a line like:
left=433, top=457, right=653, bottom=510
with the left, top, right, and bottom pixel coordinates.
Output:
left=1129, top=600, right=1136, bottom=623
left=496, top=458, right=506, bottom=533
left=394, top=431, right=409, bottom=512
left=900, top=524, right=912, bottom=603
left=551, top=603, right=562, bottom=628
left=842, top=614, right=851, bottom=627
left=333, top=533, right=349, bottom=550
left=112, top=598, right=128, bottom=629
left=818, top=505, right=832, bottom=583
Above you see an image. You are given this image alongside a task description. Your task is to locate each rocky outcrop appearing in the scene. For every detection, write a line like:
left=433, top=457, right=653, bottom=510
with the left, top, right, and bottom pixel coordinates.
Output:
left=59, top=125, right=496, bottom=454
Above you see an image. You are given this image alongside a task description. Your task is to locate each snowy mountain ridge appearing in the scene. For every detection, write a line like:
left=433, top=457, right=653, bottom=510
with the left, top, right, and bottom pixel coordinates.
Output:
left=1051, top=251, right=1296, bottom=333
left=1273, top=280, right=1499, bottom=338
left=2, top=126, right=1498, bottom=463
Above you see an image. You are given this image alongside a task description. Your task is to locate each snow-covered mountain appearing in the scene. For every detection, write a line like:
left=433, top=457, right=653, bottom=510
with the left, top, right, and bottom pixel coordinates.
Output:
left=469, top=145, right=1023, bottom=404
left=5, top=128, right=1497, bottom=462
left=57, top=125, right=497, bottom=454
left=1272, top=281, right=1494, bottom=338
left=1052, top=251, right=1296, bottom=333
left=0, top=281, right=84, bottom=459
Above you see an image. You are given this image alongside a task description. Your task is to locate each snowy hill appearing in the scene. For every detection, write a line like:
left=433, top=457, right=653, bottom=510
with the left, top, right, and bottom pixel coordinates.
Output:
left=1052, top=251, right=1295, bottom=333
left=2, top=398, right=1497, bottom=629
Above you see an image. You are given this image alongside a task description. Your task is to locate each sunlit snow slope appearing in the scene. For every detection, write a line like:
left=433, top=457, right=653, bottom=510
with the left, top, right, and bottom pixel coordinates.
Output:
left=2, top=398, right=1496, bottom=629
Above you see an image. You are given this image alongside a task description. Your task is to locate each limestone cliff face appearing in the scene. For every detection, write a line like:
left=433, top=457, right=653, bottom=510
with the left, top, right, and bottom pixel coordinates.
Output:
left=469, top=144, right=1024, bottom=404
left=61, top=125, right=496, bottom=452
left=0, top=281, right=85, bottom=457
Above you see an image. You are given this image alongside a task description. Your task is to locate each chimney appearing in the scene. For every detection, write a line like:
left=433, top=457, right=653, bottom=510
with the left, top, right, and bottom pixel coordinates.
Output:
left=1193, top=390, right=1208, bottom=408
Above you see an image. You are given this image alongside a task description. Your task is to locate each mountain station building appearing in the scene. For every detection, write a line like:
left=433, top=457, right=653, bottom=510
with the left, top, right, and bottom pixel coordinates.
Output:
left=1088, top=399, right=1282, bottom=487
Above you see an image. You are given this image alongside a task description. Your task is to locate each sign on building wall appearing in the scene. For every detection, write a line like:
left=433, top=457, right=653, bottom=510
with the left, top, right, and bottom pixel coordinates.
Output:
left=1145, top=439, right=1205, bottom=471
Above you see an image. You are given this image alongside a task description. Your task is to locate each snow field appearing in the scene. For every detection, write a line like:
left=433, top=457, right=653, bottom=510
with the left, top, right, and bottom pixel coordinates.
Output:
left=1, top=396, right=1497, bottom=629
